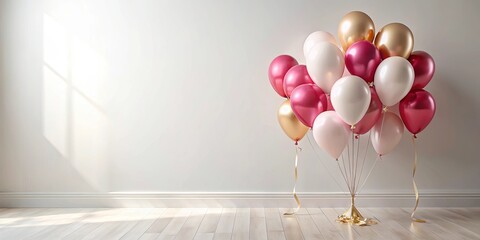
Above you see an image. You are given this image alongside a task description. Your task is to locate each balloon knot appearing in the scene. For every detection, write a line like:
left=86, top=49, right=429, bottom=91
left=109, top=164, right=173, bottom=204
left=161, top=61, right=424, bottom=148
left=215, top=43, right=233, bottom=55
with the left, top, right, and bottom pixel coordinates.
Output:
left=413, top=134, right=417, bottom=139
left=382, top=106, right=388, bottom=112
left=295, top=141, right=298, bottom=145
left=355, top=135, right=359, bottom=139
left=350, top=125, right=356, bottom=130
left=369, top=82, right=374, bottom=87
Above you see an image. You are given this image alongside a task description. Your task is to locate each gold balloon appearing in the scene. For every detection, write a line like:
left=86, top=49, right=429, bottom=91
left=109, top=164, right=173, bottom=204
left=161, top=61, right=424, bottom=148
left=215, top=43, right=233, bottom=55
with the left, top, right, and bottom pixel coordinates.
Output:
left=374, top=23, right=414, bottom=59
left=277, top=100, right=309, bottom=143
left=338, top=11, right=375, bottom=52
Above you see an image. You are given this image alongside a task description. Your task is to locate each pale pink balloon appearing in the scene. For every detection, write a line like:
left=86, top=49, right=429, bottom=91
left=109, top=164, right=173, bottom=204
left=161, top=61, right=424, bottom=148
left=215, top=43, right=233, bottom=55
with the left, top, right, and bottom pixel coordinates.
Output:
left=312, top=111, right=349, bottom=159
left=370, top=111, right=404, bottom=156
left=283, top=65, right=314, bottom=98
left=290, top=84, right=327, bottom=128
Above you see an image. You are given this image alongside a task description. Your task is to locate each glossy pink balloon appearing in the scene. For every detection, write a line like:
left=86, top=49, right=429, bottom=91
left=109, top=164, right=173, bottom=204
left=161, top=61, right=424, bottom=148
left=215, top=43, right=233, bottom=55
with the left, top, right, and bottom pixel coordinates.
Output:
left=345, top=41, right=381, bottom=83
left=312, top=111, right=349, bottom=159
left=408, top=51, right=435, bottom=90
left=399, top=89, right=436, bottom=135
left=371, top=112, right=404, bottom=156
left=353, top=88, right=382, bottom=135
left=290, top=84, right=327, bottom=128
left=268, top=55, right=298, bottom=97
left=283, top=65, right=314, bottom=98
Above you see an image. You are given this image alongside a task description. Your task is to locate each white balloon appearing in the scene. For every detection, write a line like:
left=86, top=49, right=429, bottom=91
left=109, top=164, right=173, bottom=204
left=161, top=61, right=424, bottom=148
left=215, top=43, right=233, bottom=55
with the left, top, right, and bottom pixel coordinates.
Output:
left=306, top=42, right=344, bottom=93
left=312, top=111, right=349, bottom=159
left=374, top=56, right=414, bottom=106
left=303, top=31, right=337, bottom=58
left=371, top=112, right=404, bottom=155
left=330, top=76, right=371, bottom=126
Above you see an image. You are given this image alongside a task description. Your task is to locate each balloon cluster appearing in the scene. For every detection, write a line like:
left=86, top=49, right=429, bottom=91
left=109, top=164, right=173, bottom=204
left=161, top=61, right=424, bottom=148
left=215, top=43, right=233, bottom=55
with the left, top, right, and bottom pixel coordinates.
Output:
left=269, top=11, right=436, bottom=157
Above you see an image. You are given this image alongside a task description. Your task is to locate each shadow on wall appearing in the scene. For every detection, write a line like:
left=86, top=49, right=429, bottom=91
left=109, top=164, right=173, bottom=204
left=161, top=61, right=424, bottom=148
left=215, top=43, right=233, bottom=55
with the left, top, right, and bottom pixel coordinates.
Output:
left=42, top=14, right=110, bottom=192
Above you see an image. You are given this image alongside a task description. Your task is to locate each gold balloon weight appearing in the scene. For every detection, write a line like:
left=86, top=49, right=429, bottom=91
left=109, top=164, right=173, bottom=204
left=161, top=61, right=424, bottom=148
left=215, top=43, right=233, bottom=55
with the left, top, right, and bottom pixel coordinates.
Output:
left=336, top=195, right=376, bottom=226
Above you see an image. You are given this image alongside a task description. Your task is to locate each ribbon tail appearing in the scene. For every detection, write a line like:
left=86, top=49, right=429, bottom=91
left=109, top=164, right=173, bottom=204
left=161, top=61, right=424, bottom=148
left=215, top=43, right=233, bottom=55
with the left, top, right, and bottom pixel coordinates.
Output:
left=284, top=145, right=301, bottom=215
left=411, top=136, right=426, bottom=223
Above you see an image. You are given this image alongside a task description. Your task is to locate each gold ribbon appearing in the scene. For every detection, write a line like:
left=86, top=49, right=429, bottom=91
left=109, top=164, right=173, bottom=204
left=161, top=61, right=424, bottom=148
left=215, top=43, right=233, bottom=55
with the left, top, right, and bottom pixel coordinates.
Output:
left=284, top=145, right=301, bottom=215
left=411, top=135, right=426, bottom=223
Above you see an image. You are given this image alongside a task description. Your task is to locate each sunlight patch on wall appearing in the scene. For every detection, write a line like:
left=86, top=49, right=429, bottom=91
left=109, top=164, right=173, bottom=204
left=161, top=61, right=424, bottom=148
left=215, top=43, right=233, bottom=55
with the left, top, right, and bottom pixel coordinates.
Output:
left=71, top=36, right=109, bottom=105
left=43, top=14, right=69, bottom=78
left=42, top=66, right=68, bottom=157
left=71, top=91, right=109, bottom=190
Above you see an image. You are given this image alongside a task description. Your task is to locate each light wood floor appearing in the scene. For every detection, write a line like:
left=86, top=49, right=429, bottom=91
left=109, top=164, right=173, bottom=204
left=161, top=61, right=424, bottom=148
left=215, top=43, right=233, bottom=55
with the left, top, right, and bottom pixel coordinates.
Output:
left=0, top=208, right=478, bottom=240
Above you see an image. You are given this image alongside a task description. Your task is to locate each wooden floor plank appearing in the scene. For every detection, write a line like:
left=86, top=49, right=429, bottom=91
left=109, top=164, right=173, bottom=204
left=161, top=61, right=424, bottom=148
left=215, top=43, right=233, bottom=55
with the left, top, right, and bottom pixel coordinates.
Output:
left=196, top=208, right=222, bottom=234
left=321, top=207, right=358, bottom=240
left=232, top=208, right=250, bottom=240
left=0, top=207, right=477, bottom=239
left=158, top=208, right=192, bottom=238
left=279, top=208, right=304, bottom=240
left=176, top=208, right=207, bottom=240
left=214, top=208, right=236, bottom=235
left=306, top=208, right=344, bottom=239
left=120, top=208, right=167, bottom=240
left=264, top=208, right=285, bottom=240
left=295, top=208, right=324, bottom=240
left=250, top=208, right=268, bottom=240
left=366, top=208, right=436, bottom=240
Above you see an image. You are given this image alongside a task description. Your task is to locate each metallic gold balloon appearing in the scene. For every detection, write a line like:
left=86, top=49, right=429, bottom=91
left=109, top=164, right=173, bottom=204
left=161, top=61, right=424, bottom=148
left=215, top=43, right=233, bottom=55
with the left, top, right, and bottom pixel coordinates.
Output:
left=374, top=23, right=414, bottom=59
left=277, top=100, right=309, bottom=143
left=338, top=11, right=375, bottom=52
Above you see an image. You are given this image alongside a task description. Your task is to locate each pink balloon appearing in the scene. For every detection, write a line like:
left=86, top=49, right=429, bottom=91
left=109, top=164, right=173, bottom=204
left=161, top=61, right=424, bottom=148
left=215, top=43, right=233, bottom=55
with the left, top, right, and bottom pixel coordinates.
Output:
left=371, top=111, right=404, bottom=156
left=283, top=65, right=314, bottom=98
left=312, top=111, right=349, bottom=159
left=290, top=84, right=327, bottom=128
left=353, top=88, right=382, bottom=135
left=345, top=41, right=381, bottom=83
left=408, top=51, right=435, bottom=90
left=268, top=55, right=298, bottom=97
left=399, top=89, right=436, bottom=135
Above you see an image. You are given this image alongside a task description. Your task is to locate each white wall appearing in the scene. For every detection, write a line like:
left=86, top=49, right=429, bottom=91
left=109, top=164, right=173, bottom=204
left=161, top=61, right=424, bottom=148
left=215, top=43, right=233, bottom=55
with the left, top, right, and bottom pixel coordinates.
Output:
left=0, top=0, right=479, bottom=206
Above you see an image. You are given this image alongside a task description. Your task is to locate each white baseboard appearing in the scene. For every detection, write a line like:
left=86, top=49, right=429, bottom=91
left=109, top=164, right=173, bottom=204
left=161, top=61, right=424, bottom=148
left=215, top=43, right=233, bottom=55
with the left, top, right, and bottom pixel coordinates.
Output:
left=0, top=192, right=478, bottom=208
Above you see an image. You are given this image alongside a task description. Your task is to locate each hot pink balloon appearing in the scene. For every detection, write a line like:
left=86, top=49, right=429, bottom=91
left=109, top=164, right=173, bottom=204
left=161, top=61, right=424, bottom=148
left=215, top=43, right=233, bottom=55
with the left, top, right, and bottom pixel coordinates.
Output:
left=283, top=65, right=314, bottom=98
left=345, top=40, right=381, bottom=83
left=268, top=55, right=298, bottom=97
left=399, top=89, right=436, bottom=135
left=408, top=51, right=435, bottom=90
left=353, top=88, right=382, bottom=135
left=290, top=84, right=327, bottom=127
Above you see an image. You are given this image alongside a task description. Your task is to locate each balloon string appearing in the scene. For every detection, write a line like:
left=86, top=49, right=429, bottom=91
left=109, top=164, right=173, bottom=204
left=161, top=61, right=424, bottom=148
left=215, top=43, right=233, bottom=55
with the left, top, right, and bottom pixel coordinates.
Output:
left=352, top=134, right=360, bottom=194
left=284, top=145, right=302, bottom=215
left=411, top=135, right=426, bottom=223
left=341, top=152, right=353, bottom=194
left=357, top=154, right=380, bottom=194
left=356, top=131, right=372, bottom=194
left=355, top=111, right=386, bottom=194
left=306, top=133, right=346, bottom=191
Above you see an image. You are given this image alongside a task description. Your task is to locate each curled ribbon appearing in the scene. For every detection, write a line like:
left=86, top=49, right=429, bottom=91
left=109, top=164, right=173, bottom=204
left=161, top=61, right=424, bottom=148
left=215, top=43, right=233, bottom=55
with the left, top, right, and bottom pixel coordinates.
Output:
left=411, top=135, right=426, bottom=223
left=284, top=145, right=302, bottom=215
